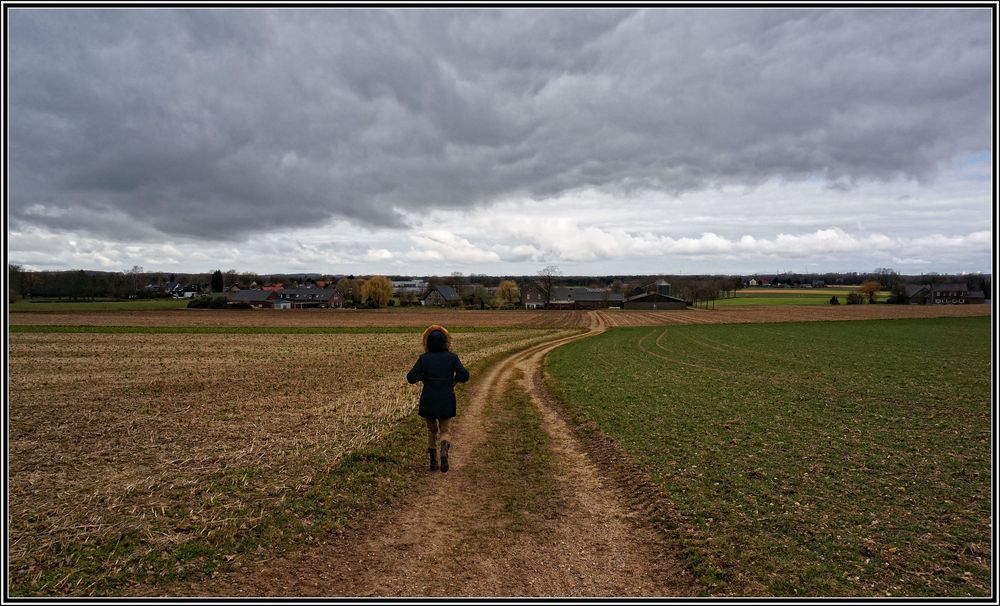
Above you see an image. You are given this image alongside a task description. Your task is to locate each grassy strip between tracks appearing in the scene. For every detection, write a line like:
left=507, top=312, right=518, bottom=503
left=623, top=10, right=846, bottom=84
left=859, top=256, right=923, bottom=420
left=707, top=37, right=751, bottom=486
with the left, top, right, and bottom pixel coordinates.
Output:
left=545, top=317, right=991, bottom=597
left=453, top=369, right=563, bottom=559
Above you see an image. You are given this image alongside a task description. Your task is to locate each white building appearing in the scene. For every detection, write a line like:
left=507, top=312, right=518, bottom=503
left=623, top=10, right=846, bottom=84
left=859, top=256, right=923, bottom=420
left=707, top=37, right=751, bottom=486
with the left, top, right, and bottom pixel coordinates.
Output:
left=393, top=279, right=428, bottom=294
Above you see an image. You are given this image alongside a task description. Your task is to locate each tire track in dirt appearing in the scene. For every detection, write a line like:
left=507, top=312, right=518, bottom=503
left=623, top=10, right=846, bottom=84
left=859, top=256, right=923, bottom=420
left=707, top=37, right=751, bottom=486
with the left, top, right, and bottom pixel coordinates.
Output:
left=505, top=313, right=697, bottom=597
left=158, top=312, right=696, bottom=597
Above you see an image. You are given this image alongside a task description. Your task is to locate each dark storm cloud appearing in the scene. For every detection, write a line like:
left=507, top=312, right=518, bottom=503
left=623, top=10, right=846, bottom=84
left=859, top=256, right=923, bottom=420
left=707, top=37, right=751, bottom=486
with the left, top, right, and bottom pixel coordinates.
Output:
left=7, top=8, right=992, bottom=241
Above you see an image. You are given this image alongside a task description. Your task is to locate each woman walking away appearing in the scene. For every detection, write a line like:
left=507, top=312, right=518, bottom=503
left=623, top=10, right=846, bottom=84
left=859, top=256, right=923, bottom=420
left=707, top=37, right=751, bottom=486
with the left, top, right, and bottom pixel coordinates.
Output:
left=406, top=324, right=470, bottom=472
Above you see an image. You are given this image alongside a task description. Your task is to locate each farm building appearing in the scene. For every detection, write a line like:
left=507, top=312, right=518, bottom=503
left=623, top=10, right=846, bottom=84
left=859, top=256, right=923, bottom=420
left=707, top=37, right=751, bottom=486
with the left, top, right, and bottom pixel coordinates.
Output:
left=904, top=284, right=930, bottom=304
left=930, top=283, right=971, bottom=305
left=649, top=280, right=675, bottom=297
left=393, top=279, right=428, bottom=294
left=751, top=276, right=774, bottom=287
left=548, top=287, right=625, bottom=310
left=226, top=289, right=278, bottom=309
left=623, top=292, right=687, bottom=310
left=967, top=290, right=986, bottom=304
left=422, top=285, right=462, bottom=306
left=903, top=283, right=982, bottom=305
left=278, top=288, right=344, bottom=309
left=520, top=282, right=548, bottom=309
left=170, top=284, right=203, bottom=298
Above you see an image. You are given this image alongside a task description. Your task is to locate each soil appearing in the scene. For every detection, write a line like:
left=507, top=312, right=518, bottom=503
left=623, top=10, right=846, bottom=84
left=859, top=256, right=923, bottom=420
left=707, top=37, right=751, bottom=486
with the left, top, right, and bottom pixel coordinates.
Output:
left=8, top=302, right=989, bottom=329
left=148, top=312, right=699, bottom=598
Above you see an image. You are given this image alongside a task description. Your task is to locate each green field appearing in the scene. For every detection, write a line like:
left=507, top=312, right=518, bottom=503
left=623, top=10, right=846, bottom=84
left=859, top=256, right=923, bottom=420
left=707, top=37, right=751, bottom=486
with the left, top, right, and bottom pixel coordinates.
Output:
left=8, top=298, right=191, bottom=312
left=716, top=288, right=891, bottom=306
left=546, top=317, right=991, bottom=596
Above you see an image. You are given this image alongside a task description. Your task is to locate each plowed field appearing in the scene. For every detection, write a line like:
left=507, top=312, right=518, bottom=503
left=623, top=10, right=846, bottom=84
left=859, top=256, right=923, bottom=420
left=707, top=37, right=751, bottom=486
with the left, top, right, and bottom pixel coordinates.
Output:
left=8, top=303, right=990, bottom=330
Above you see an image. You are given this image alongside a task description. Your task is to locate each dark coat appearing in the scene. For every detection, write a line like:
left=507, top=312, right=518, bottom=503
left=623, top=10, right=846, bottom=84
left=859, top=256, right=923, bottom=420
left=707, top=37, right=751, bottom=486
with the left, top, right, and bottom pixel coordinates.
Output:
left=406, top=330, right=470, bottom=419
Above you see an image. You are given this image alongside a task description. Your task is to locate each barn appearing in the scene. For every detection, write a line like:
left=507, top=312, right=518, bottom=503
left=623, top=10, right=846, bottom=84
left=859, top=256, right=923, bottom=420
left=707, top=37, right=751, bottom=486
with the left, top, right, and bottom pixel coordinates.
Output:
left=278, top=288, right=344, bottom=309
left=422, top=285, right=462, bottom=306
left=520, top=282, right=548, bottom=309
left=547, top=287, right=624, bottom=310
left=623, top=292, right=687, bottom=310
left=226, top=290, right=278, bottom=309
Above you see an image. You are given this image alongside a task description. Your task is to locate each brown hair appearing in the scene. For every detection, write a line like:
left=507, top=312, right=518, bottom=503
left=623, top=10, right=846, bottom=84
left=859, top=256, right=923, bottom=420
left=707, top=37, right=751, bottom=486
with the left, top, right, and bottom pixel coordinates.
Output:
left=421, top=324, right=452, bottom=351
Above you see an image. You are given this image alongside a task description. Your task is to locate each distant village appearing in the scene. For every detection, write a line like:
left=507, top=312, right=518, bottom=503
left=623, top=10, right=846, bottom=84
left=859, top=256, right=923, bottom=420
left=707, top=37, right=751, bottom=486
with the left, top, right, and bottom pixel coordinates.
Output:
left=218, top=278, right=990, bottom=310
left=217, top=279, right=691, bottom=310
left=111, top=272, right=997, bottom=310
left=7, top=266, right=990, bottom=310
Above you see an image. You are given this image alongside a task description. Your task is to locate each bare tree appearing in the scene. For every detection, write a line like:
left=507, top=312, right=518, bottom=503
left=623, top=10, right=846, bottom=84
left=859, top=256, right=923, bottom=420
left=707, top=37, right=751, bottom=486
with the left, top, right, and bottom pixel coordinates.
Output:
left=126, top=265, right=145, bottom=294
left=538, top=265, right=561, bottom=306
left=450, top=272, right=465, bottom=296
left=873, top=267, right=900, bottom=292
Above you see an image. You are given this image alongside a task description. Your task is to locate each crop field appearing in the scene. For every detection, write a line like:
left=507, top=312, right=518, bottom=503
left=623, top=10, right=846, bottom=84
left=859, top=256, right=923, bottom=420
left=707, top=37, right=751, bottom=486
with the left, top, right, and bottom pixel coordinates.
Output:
left=6, top=327, right=572, bottom=595
left=715, top=288, right=891, bottom=306
left=546, top=316, right=992, bottom=597
left=8, top=299, right=192, bottom=312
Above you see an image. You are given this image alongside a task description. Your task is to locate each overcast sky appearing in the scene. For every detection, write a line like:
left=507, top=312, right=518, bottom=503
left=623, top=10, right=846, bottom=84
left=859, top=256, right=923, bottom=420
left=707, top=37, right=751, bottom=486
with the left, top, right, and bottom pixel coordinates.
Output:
left=6, top=8, right=995, bottom=276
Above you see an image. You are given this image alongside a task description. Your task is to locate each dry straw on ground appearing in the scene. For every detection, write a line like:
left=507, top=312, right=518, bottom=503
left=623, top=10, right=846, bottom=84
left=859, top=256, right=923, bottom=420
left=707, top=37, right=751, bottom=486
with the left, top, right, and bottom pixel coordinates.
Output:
left=7, top=329, right=569, bottom=594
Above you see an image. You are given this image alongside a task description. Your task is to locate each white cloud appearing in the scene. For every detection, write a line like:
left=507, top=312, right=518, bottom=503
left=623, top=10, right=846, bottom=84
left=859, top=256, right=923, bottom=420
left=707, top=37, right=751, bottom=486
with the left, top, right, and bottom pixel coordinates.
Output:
left=7, top=172, right=992, bottom=275
left=364, top=248, right=394, bottom=261
left=406, top=230, right=502, bottom=264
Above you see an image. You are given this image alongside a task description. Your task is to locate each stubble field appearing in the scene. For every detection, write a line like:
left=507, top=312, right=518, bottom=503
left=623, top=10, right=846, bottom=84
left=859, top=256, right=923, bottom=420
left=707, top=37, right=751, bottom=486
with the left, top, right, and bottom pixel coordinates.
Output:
left=7, top=328, right=571, bottom=594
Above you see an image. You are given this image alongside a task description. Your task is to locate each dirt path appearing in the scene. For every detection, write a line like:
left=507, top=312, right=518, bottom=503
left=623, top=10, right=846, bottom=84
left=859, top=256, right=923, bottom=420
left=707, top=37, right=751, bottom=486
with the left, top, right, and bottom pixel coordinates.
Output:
left=161, top=312, right=695, bottom=597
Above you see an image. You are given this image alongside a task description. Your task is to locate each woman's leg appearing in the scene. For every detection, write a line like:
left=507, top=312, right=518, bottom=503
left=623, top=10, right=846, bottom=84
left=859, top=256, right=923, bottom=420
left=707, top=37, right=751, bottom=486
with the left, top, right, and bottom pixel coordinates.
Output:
left=425, top=417, right=439, bottom=449
left=438, top=418, right=452, bottom=472
left=437, top=418, right=451, bottom=445
left=425, top=418, right=439, bottom=471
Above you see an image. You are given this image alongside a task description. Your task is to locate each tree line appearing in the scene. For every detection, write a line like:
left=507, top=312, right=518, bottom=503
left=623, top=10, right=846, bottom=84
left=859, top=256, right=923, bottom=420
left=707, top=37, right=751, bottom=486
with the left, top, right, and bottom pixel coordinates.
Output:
left=7, top=264, right=990, bottom=304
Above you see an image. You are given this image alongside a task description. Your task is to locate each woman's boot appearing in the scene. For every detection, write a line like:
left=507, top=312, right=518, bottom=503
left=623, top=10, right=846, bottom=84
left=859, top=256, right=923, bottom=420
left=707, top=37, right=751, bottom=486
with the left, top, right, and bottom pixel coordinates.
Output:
left=428, top=448, right=438, bottom=471
left=439, top=440, right=450, bottom=472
